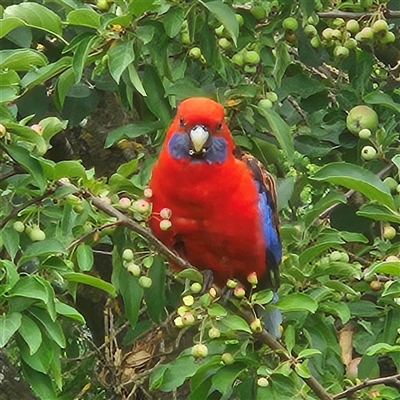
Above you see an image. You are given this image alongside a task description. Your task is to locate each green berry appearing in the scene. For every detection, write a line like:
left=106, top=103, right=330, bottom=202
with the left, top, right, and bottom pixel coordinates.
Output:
left=310, top=36, right=320, bottom=48
left=322, top=28, right=333, bottom=40
left=190, top=282, right=202, bottom=294
left=191, top=343, right=208, bottom=358
left=13, top=221, right=25, bottom=233
left=235, top=14, right=244, bottom=27
left=138, top=276, right=152, bottom=288
left=383, top=177, right=398, bottom=191
left=119, top=197, right=131, bottom=209
left=334, top=46, right=349, bottom=59
left=244, top=50, right=260, bottom=65
left=372, top=20, right=389, bottom=34
left=257, top=377, right=269, bottom=387
left=159, top=219, right=172, bottom=231
left=218, top=38, right=232, bottom=50
left=358, top=128, right=371, bottom=139
left=265, top=92, right=278, bottom=102
left=304, top=25, right=317, bottom=38
left=29, top=228, right=46, bottom=242
left=0, top=124, right=6, bottom=137
left=182, top=295, right=194, bottom=307
left=232, top=53, right=244, bottom=67
left=344, top=38, right=357, bottom=50
left=250, top=5, right=266, bottom=21
left=126, top=262, right=141, bottom=276
left=359, top=27, right=374, bottom=41
left=282, top=17, right=298, bottom=31
left=208, top=327, right=221, bottom=339
left=383, top=225, right=396, bottom=240
left=258, top=99, right=273, bottom=110
left=181, top=312, right=195, bottom=326
left=221, top=353, right=235, bottom=365
left=189, top=47, right=202, bottom=59
left=122, top=248, right=134, bottom=261
left=250, top=318, right=262, bottom=333
left=379, top=31, right=395, bottom=45
left=346, top=19, right=360, bottom=35
left=215, top=25, right=225, bottom=37
left=330, top=251, right=343, bottom=262
left=361, top=145, right=377, bottom=160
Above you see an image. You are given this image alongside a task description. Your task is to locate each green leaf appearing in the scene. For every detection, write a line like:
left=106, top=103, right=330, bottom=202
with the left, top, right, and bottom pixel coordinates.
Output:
left=273, top=41, right=292, bottom=86
left=312, top=162, right=394, bottom=209
left=129, top=0, right=156, bottom=17
left=55, top=67, right=75, bottom=108
left=72, top=33, right=97, bottom=83
left=108, top=40, right=135, bottom=84
left=348, top=300, right=384, bottom=318
left=212, top=363, right=246, bottom=394
left=208, top=303, right=228, bottom=317
left=295, top=362, right=312, bottom=378
left=392, top=154, right=400, bottom=173
left=357, top=204, right=400, bottom=224
left=105, top=120, right=163, bottom=148
left=299, top=239, right=344, bottom=266
left=0, top=17, right=25, bottom=38
left=53, top=160, right=86, bottom=180
left=62, top=272, right=117, bottom=297
left=284, top=324, right=295, bottom=354
left=175, top=268, right=203, bottom=283
left=0, top=49, right=47, bottom=71
left=55, top=302, right=85, bottom=323
left=0, top=312, right=21, bottom=347
left=319, top=301, right=351, bottom=324
left=19, top=239, right=67, bottom=265
left=252, top=289, right=274, bottom=305
left=8, top=276, right=49, bottom=304
left=22, top=365, right=57, bottom=400
left=116, top=159, right=139, bottom=178
left=255, top=107, right=294, bottom=161
left=21, top=57, right=72, bottom=89
left=67, top=9, right=102, bottom=29
left=365, top=343, right=400, bottom=356
left=4, top=144, right=46, bottom=191
left=4, top=3, right=62, bottom=36
left=2, top=227, right=19, bottom=261
left=221, top=315, right=251, bottom=333
left=297, top=348, right=322, bottom=359
left=76, top=244, right=94, bottom=272
left=364, top=90, right=400, bottom=113
left=365, top=261, right=400, bottom=280
left=127, top=64, right=147, bottom=97
left=143, top=256, right=166, bottom=323
left=276, top=293, right=318, bottom=313
left=19, top=314, right=42, bottom=355
left=201, top=1, right=239, bottom=45
left=29, top=307, right=65, bottom=348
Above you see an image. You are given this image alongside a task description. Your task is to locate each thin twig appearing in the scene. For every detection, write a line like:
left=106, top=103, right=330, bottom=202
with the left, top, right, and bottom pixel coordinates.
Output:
left=333, top=373, right=400, bottom=399
left=317, top=10, right=400, bottom=19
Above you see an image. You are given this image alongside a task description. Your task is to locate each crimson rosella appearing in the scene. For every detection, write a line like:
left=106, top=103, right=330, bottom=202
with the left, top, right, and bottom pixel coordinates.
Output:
left=149, top=97, right=282, bottom=338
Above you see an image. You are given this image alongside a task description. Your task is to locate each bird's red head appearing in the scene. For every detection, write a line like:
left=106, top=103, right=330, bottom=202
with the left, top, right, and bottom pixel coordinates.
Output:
left=162, top=97, right=235, bottom=164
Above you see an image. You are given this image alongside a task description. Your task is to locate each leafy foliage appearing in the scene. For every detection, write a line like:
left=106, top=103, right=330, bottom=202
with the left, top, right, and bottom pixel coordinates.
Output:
left=1, top=0, right=400, bottom=399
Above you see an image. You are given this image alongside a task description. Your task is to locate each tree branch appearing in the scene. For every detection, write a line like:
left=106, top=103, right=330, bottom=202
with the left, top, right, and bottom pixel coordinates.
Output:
left=333, top=373, right=400, bottom=399
left=317, top=10, right=400, bottom=20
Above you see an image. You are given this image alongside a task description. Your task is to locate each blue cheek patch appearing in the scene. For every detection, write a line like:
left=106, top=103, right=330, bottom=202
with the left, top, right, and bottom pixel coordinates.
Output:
left=168, top=133, right=190, bottom=159
left=167, top=133, right=227, bottom=164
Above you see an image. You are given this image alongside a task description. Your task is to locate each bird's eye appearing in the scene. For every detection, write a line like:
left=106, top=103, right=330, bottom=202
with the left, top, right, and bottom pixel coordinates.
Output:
left=180, top=117, right=186, bottom=127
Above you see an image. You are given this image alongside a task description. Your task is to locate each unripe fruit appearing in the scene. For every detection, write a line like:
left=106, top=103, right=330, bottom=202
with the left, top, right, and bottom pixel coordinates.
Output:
left=370, top=280, right=382, bottom=291
left=221, top=353, right=235, bottom=365
left=0, top=124, right=6, bottom=137
left=191, top=343, right=208, bottom=358
left=247, top=271, right=258, bottom=286
left=182, top=295, right=194, bottom=307
left=334, top=46, right=349, bottom=59
left=226, top=279, right=237, bottom=289
left=244, top=65, right=257, bottom=74
left=208, top=327, right=221, bottom=339
left=215, top=25, right=225, bottom=37
left=361, top=146, right=377, bottom=161
left=330, top=251, right=343, bottom=262
left=30, top=124, right=43, bottom=134
left=257, top=377, right=269, bottom=387
left=346, top=105, right=379, bottom=135
left=282, top=17, right=298, bottom=31
left=310, top=36, right=320, bottom=48
left=358, top=128, right=371, bottom=139
left=233, top=285, right=245, bottom=298
left=346, top=20, right=360, bottom=35
left=235, top=14, right=244, bottom=27
left=160, top=207, right=172, bottom=219
left=372, top=20, right=389, bottom=33
left=304, top=25, right=317, bottom=38
left=383, top=225, right=396, bottom=240
left=250, top=5, right=266, bottom=21
left=29, top=228, right=46, bottom=242
left=331, top=29, right=342, bottom=40
left=232, top=53, right=244, bottom=67
left=122, top=248, right=134, bottom=261
left=322, top=28, right=333, bottom=40
left=96, top=0, right=109, bottom=11
left=190, top=282, right=202, bottom=293
left=340, top=252, right=350, bottom=263
left=265, top=92, right=278, bottom=102
left=174, top=316, right=184, bottom=328
left=244, top=50, right=260, bottom=65
left=138, top=276, right=152, bottom=288
left=379, top=31, right=395, bottom=45
left=383, top=177, right=398, bottom=191
left=189, top=47, right=202, bottom=59
left=159, top=219, right=172, bottom=231
left=344, top=38, right=357, bottom=49
left=181, top=312, right=195, bottom=326
left=181, top=32, right=191, bottom=45
left=177, top=305, right=190, bottom=316
left=359, top=27, right=374, bottom=41
left=143, top=187, right=153, bottom=198
left=386, top=255, right=399, bottom=262
left=126, top=262, right=141, bottom=276
left=218, top=38, right=231, bottom=50
left=119, top=197, right=131, bottom=209
left=332, top=18, right=345, bottom=28
left=13, top=221, right=25, bottom=233
left=258, top=99, right=273, bottom=109
left=250, top=318, right=262, bottom=333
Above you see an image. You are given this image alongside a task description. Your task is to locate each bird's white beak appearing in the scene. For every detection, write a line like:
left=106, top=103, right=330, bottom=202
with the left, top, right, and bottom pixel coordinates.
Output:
left=189, top=125, right=209, bottom=152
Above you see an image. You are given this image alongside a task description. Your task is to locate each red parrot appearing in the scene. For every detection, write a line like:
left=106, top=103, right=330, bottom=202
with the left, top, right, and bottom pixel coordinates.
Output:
left=149, top=97, right=282, bottom=337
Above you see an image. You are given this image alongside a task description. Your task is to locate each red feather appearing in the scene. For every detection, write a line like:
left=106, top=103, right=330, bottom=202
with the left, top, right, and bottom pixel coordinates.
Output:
left=149, top=97, right=273, bottom=287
